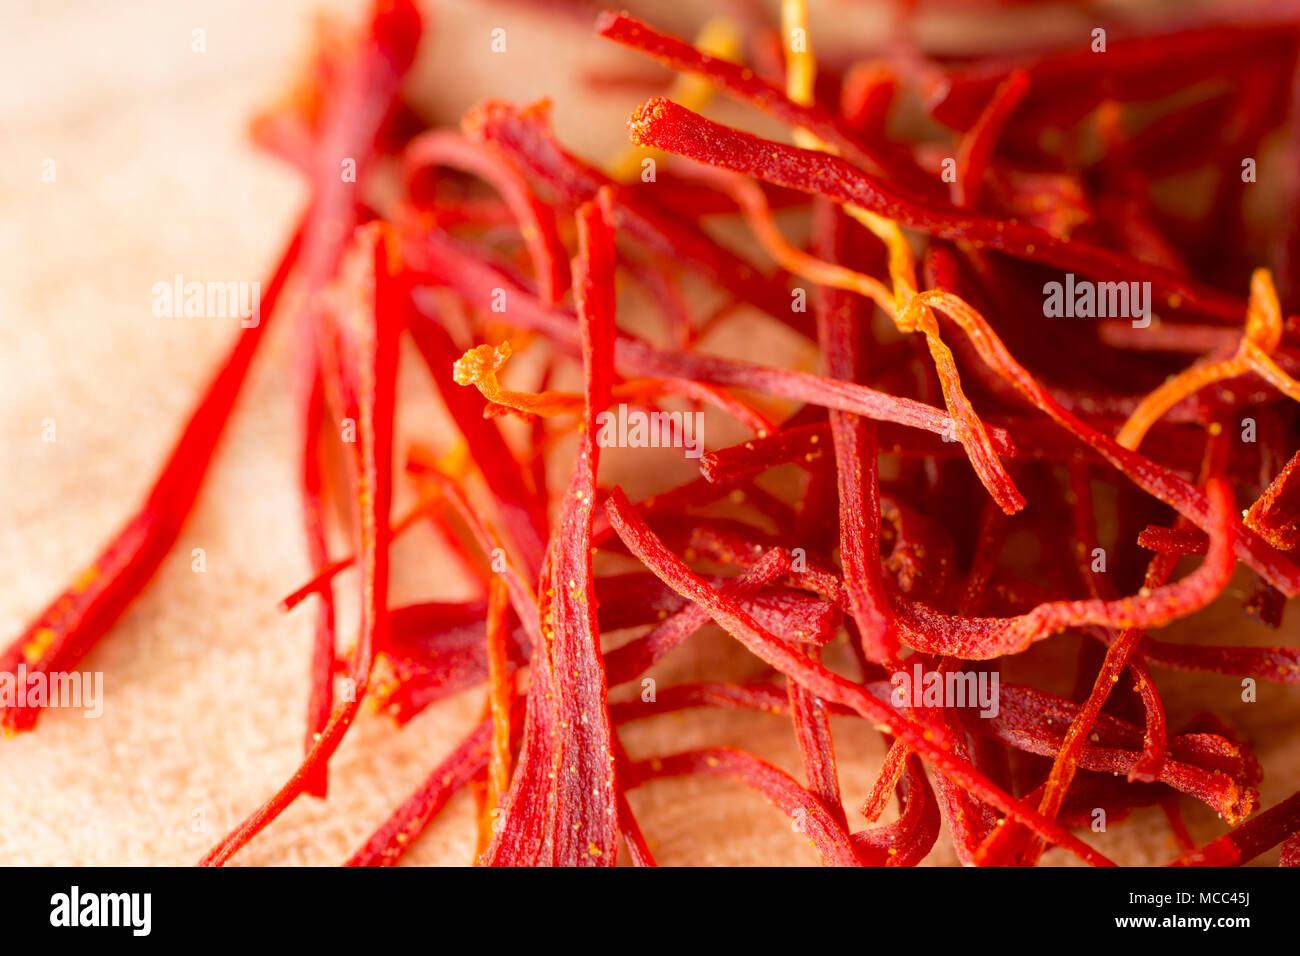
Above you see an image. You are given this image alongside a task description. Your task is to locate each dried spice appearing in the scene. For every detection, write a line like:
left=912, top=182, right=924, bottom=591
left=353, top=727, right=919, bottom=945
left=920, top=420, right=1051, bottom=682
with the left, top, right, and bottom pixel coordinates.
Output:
left=10, top=0, right=1300, bottom=869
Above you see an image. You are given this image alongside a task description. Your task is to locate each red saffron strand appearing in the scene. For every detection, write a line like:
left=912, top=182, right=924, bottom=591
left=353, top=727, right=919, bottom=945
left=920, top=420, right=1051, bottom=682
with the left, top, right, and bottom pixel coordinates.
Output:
left=624, top=97, right=1244, bottom=321
left=483, top=577, right=514, bottom=825
left=604, top=486, right=1116, bottom=867
left=402, top=129, right=570, bottom=305
left=345, top=717, right=494, bottom=867
left=401, top=227, right=1016, bottom=450
left=200, top=224, right=403, bottom=866
left=0, top=217, right=303, bottom=735
left=813, top=201, right=896, bottom=662
left=482, top=194, right=620, bottom=866
left=298, top=367, right=337, bottom=799
left=627, top=747, right=864, bottom=867
left=1245, top=448, right=1300, bottom=551
left=951, top=69, right=1029, bottom=210
left=1168, top=791, right=1300, bottom=867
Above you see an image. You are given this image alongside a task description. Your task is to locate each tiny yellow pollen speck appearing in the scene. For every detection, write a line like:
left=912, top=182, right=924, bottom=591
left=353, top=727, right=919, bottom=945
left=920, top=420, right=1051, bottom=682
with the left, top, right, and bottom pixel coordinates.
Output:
left=72, top=565, right=100, bottom=593
left=22, top=628, right=57, bottom=665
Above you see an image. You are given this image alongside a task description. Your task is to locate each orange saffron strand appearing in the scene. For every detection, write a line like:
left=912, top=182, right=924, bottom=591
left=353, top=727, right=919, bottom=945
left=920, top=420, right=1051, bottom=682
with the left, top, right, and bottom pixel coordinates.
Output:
left=1118, top=269, right=1300, bottom=450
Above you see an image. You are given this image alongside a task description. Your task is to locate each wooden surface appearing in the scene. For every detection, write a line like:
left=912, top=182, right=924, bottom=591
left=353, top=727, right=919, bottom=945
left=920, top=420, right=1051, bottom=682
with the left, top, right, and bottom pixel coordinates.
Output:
left=1, top=0, right=1296, bottom=866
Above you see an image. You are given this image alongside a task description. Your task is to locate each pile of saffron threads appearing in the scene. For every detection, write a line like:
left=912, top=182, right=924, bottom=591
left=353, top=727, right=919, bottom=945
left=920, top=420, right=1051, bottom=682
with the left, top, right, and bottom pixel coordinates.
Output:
left=8, top=0, right=1300, bottom=866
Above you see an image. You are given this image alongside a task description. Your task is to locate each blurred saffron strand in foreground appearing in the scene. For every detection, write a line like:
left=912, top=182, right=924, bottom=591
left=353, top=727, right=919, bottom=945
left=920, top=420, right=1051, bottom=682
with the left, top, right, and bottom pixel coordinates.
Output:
left=10, top=0, right=1300, bottom=867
